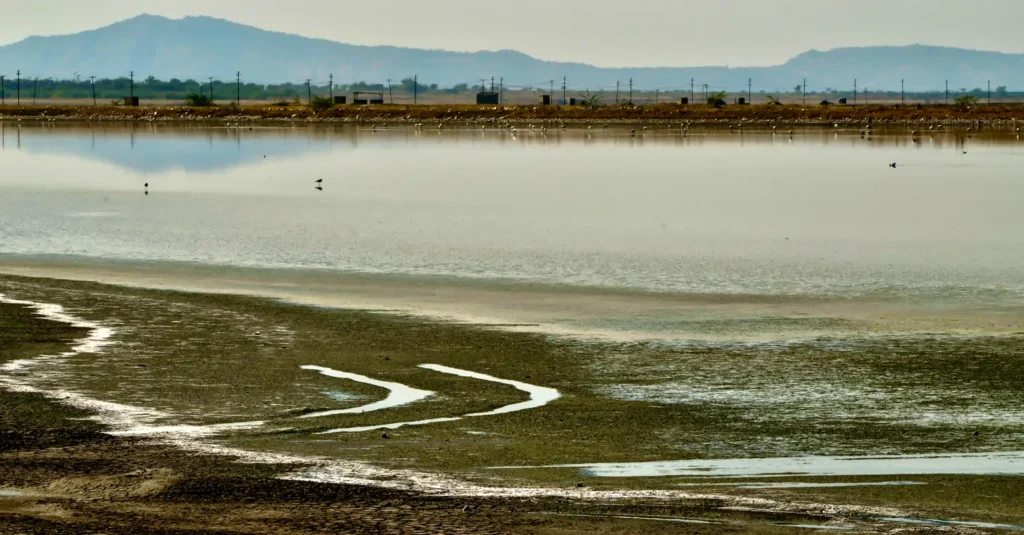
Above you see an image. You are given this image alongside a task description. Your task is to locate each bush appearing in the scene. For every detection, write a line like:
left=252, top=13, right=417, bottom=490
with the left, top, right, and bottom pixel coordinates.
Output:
left=707, top=91, right=727, bottom=108
left=309, top=96, right=335, bottom=111
left=954, top=95, right=978, bottom=109
left=184, top=93, right=214, bottom=106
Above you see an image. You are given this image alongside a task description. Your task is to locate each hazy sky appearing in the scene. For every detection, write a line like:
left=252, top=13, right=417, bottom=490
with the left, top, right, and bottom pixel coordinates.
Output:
left=4, top=0, right=1024, bottom=67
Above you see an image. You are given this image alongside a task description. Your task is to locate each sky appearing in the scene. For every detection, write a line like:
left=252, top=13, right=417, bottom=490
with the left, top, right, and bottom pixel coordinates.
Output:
left=3, top=0, right=1024, bottom=67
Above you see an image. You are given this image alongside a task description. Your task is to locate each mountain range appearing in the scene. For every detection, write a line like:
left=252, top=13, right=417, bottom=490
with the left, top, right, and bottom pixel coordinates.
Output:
left=1, top=14, right=1022, bottom=91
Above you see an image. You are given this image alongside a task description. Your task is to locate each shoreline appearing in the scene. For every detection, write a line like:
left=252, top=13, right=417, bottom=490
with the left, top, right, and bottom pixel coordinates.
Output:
left=3, top=273, right=1024, bottom=532
left=1, top=103, right=1023, bottom=126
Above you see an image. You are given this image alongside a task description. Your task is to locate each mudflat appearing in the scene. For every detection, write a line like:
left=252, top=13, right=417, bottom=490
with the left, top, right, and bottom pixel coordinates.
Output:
left=2, top=272, right=1024, bottom=533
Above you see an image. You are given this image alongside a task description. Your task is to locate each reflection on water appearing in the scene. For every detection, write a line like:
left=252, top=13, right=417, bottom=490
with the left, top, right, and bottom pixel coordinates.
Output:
left=2, top=122, right=1024, bottom=305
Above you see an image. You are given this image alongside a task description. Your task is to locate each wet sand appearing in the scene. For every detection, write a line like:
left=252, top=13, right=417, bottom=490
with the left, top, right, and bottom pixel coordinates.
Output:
left=3, top=271, right=1024, bottom=533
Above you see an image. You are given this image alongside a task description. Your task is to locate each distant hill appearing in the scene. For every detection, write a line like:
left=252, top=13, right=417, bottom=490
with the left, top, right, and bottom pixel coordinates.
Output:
left=1, top=14, right=1023, bottom=91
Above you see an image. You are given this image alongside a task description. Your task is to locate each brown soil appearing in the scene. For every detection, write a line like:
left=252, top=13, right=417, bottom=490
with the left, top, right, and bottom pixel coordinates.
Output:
left=1, top=103, right=1023, bottom=126
left=0, top=388, right=812, bottom=534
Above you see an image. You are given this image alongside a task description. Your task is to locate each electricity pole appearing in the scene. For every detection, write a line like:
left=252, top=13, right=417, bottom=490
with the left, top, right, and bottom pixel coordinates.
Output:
left=414, top=75, right=418, bottom=105
left=90, top=76, right=96, bottom=105
left=615, top=81, right=620, bottom=104
left=854, top=79, right=857, bottom=105
left=562, top=76, right=566, bottom=105
left=33, top=78, right=37, bottom=104
left=945, top=80, right=949, bottom=105
left=499, top=77, right=503, bottom=104
left=1, top=76, right=4, bottom=105
left=748, top=78, right=752, bottom=104
left=17, top=70, right=20, bottom=105
left=306, top=79, right=311, bottom=103
left=629, top=78, right=633, bottom=104
left=330, top=74, right=334, bottom=101
left=130, top=71, right=134, bottom=100
left=236, top=71, right=241, bottom=105
left=387, top=78, right=393, bottom=104
left=901, top=79, right=905, bottom=105
left=549, top=80, right=554, bottom=99
left=802, top=78, right=806, bottom=105
left=690, top=78, right=694, bottom=104
left=208, top=77, right=214, bottom=102
left=988, top=80, right=991, bottom=104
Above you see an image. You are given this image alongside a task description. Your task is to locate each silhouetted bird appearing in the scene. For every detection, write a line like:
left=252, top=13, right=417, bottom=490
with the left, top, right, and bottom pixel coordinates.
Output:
left=890, top=163, right=897, bottom=168
left=315, top=179, right=323, bottom=184
left=144, top=183, right=149, bottom=188
left=315, top=186, right=323, bottom=192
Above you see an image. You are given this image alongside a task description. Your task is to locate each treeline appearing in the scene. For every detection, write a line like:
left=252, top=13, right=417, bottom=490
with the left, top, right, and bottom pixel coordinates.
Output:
left=0, top=76, right=476, bottom=101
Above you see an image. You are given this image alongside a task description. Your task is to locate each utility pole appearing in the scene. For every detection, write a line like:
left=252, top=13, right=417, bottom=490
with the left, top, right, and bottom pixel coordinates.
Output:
left=901, top=79, right=905, bottom=105
left=615, top=81, right=620, bottom=104
left=562, top=76, right=566, bottom=105
left=33, top=78, right=37, bottom=104
left=988, top=80, right=991, bottom=104
left=130, top=71, right=134, bottom=100
left=945, top=80, right=949, bottom=105
left=802, top=78, right=806, bottom=105
left=499, top=77, right=503, bottom=104
left=481, top=79, right=487, bottom=93
left=208, top=77, right=214, bottom=102
left=1, top=76, right=4, bottom=105
left=491, top=76, right=495, bottom=93
left=854, top=79, right=857, bottom=105
left=549, top=80, right=554, bottom=100
left=690, top=78, right=694, bottom=104
left=748, top=78, right=752, bottom=104
left=236, top=71, right=241, bottom=105
left=655, top=89, right=659, bottom=104
left=387, top=78, right=393, bottom=104
left=16, top=70, right=20, bottom=105
left=306, top=79, right=311, bottom=103
left=629, top=78, right=633, bottom=104
left=330, top=74, right=334, bottom=101
left=414, top=75, right=418, bottom=105
left=90, top=76, right=96, bottom=105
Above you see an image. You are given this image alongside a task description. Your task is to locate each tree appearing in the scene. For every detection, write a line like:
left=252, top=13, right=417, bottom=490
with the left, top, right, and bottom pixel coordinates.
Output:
left=996, top=86, right=1009, bottom=97
left=794, top=84, right=802, bottom=94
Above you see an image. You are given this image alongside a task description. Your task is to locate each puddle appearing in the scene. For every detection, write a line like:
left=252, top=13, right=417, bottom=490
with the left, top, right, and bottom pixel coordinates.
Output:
left=418, top=364, right=561, bottom=416
left=0, top=490, right=23, bottom=497
left=880, top=517, right=1024, bottom=531
left=319, top=365, right=560, bottom=433
left=502, top=451, right=1024, bottom=478
left=297, top=365, right=433, bottom=418
left=678, top=481, right=925, bottom=489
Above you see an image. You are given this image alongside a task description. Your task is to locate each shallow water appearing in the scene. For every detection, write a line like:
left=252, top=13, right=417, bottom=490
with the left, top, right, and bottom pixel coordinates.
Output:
left=3, top=124, right=1024, bottom=301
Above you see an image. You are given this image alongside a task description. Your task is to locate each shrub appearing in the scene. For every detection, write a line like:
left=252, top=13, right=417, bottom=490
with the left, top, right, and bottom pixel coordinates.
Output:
left=309, top=96, right=335, bottom=111
left=954, top=95, right=978, bottom=109
left=707, top=91, right=727, bottom=108
left=184, top=93, right=214, bottom=106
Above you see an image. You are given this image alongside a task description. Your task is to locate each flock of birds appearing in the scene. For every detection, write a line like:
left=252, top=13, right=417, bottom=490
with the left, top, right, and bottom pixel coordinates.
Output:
left=140, top=123, right=1013, bottom=195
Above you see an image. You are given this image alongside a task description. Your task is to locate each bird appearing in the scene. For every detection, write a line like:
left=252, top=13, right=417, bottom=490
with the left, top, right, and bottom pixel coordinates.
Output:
left=315, top=186, right=323, bottom=192
left=890, top=163, right=897, bottom=168
left=315, top=179, right=323, bottom=184
left=144, top=183, right=149, bottom=188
